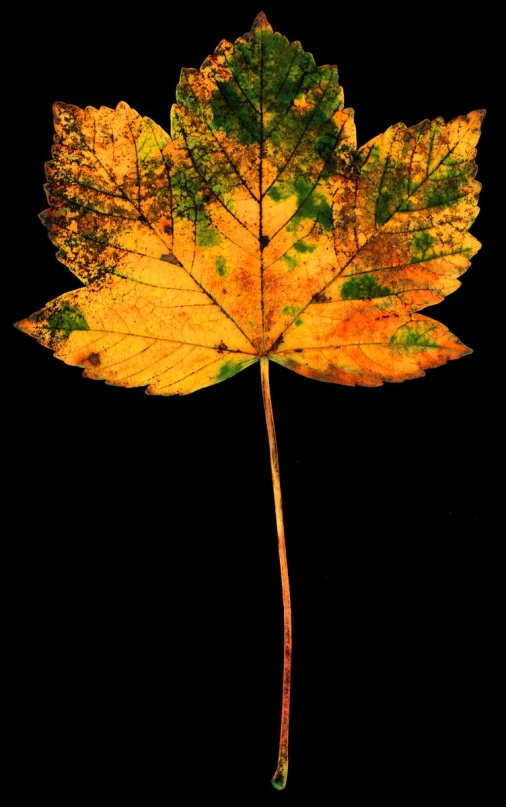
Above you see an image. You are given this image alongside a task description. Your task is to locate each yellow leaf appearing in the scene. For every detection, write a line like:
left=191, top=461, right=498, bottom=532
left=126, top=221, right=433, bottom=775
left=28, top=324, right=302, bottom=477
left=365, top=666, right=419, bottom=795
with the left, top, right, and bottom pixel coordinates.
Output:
left=16, top=21, right=482, bottom=392
left=15, top=12, right=484, bottom=791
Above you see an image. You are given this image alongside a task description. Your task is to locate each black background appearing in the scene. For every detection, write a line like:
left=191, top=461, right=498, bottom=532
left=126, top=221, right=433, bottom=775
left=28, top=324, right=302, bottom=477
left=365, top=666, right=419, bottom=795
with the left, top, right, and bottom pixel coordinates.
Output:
left=9, top=3, right=499, bottom=801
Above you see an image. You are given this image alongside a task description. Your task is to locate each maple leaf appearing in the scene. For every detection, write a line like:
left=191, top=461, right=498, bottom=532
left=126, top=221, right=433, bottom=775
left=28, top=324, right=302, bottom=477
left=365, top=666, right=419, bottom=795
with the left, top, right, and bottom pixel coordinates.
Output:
left=15, top=11, right=484, bottom=790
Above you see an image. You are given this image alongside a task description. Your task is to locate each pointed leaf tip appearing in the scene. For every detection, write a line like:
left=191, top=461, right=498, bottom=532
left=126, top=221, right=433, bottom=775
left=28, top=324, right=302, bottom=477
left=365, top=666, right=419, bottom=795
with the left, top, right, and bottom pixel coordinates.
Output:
left=13, top=318, right=30, bottom=334
left=252, top=11, right=272, bottom=31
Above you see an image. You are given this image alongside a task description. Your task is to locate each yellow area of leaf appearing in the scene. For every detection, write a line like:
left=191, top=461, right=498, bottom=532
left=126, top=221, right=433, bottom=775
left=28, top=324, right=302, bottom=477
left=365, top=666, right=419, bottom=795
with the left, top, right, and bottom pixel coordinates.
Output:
left=17, top=15, right=484, bottom=393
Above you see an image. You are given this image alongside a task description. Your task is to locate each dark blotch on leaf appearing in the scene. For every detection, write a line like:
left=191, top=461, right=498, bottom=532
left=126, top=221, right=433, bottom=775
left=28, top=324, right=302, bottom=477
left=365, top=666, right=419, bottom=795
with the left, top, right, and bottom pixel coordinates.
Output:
left=160, top=253, right=181, bottom=265
left=312, top=291, right=331, bottom=303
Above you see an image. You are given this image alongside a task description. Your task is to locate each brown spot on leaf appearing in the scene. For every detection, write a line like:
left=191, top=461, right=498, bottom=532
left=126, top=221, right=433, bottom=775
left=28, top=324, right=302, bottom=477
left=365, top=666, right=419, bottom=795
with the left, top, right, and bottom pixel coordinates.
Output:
left=159, top=216, right=172, bottom=235
left=270, top=335, right=285, bottom=351
left=312, top=291, right=331, bottom=303
left=86, top=352, right=101, bottom=366
left=160, top=252, right=181, bottom=265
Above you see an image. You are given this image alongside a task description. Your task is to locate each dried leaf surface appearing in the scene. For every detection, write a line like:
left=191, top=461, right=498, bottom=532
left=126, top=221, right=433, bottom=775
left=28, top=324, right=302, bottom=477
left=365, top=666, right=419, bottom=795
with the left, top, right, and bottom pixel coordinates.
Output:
left=17, top=13, right=483, bottom=393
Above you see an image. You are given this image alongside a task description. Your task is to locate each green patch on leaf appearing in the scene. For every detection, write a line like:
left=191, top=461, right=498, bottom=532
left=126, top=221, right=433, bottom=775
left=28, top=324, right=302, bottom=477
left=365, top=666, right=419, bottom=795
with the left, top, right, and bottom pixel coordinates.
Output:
left=411, top=230, right=437, bottom=258
left=216, top=256, right=228, bottom=277
left=209, top=82, right=259, bottom=146
left=424, top=182, right=462, bottom=208
left=288, top=177, right=333, bottom=232
left=341, top=274, right=392, bottom=300
left=217, top=359, right=243, bottom=381
left=281, top=254, right=298, bottom=271
left=375, top=163, right=410, bottom=226
left=390, top=322, right=439, bottom=347
left=315, top=131, right=341, bottom=163
left=293, top=240, right=316, bottom=254
left=268, top=185, right=291, bottom=203
left=367, top=145, right=381, bottom=166
left=282, top=305, right=300, bottom=317
left=196, top=211, right=222, bottom=247
left=45, top=302, right=89, bottom=333
left=269, top=177, right=332, bottom=232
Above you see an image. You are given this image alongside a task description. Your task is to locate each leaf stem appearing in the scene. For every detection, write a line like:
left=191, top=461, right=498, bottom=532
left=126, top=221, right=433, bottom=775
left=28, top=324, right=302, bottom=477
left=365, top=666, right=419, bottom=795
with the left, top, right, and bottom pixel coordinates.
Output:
left=260, top=357, right=292, bottom=791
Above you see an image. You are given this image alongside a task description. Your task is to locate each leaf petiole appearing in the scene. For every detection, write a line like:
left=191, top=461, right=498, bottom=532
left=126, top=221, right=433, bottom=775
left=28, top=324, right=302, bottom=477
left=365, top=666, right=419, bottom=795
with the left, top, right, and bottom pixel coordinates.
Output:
left=260, top=357, right=292, bottom=790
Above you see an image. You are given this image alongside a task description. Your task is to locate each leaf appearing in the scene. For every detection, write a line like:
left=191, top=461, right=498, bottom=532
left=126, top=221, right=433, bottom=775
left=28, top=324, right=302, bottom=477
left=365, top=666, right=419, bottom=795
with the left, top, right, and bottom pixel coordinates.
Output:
left=15, top=12, right=483, bottom=392
left=15, top=11, right=484, bottom=791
